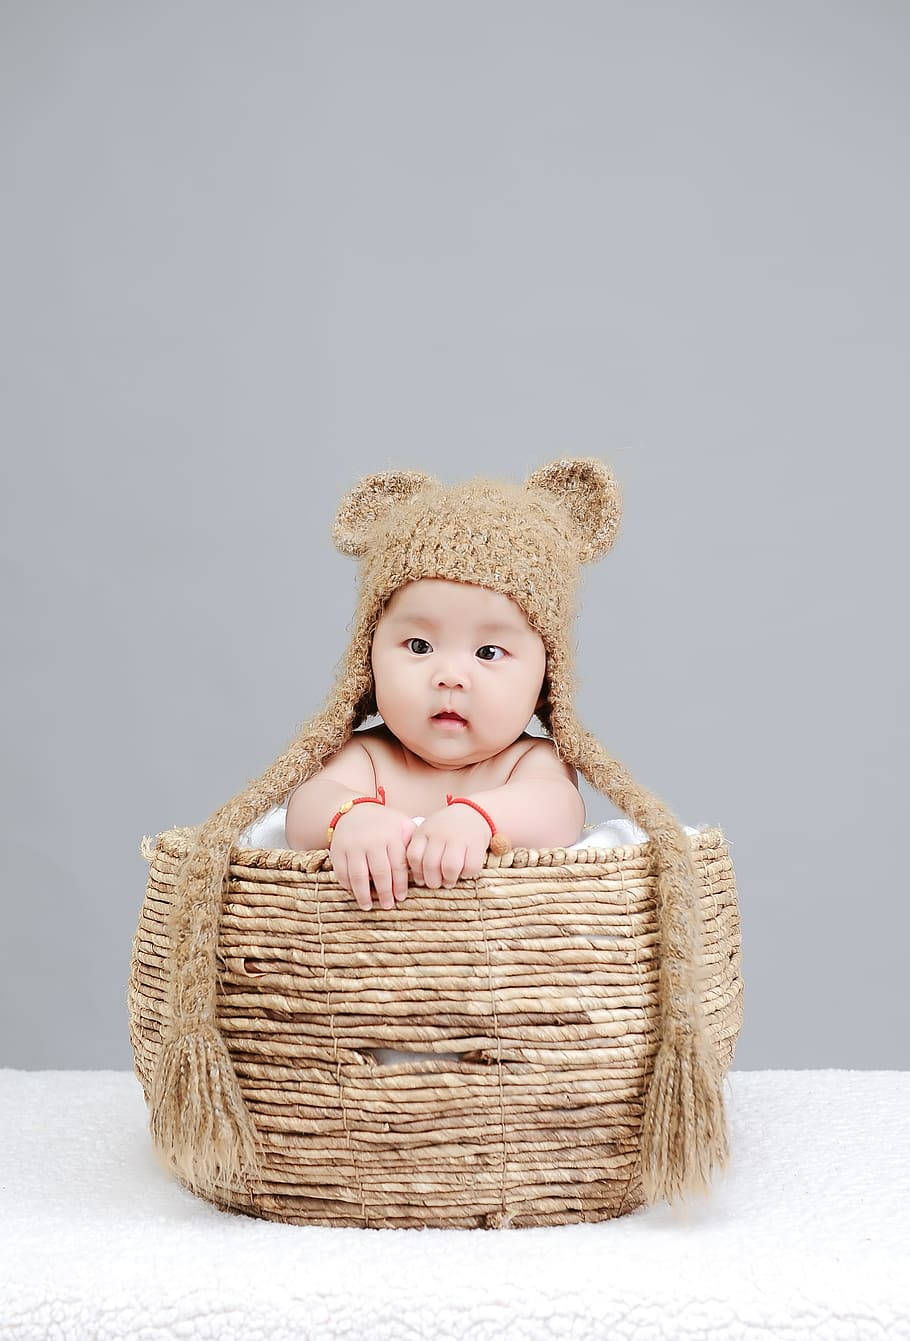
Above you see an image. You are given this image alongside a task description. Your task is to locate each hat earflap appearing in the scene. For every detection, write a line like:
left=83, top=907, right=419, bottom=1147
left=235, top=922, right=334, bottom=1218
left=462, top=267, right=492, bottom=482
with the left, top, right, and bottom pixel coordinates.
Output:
left=147, top=638, right=373, bottom=1196
left=544, top=657, right=729, bottom=1203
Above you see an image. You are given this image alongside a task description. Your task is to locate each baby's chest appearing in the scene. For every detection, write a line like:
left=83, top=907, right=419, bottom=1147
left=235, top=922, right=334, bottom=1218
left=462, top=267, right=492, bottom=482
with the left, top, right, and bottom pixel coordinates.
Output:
left=365, top=747, right=512, bottom=819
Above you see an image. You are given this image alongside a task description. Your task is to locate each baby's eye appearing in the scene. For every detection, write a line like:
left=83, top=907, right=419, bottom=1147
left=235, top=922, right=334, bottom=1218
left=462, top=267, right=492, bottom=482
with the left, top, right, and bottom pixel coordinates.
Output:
left=405, top=638, right=505, bottom=662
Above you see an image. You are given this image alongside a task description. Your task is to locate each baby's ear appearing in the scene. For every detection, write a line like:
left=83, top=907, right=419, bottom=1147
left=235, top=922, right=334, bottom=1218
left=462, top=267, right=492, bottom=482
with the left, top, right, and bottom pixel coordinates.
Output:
left=523, top=457, right=622, bottom=563
left=332, top=469, right=439, bottom=558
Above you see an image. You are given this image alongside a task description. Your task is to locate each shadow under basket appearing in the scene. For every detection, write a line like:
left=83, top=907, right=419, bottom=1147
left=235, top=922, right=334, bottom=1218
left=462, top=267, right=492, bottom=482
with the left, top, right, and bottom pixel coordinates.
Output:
left=129, top=827, right=743, bottom=1230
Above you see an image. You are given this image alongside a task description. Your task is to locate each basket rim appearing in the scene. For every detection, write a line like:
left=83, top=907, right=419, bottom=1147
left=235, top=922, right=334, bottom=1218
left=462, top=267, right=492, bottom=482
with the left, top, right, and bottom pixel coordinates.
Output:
left=141, top=823, right=729, bottom=871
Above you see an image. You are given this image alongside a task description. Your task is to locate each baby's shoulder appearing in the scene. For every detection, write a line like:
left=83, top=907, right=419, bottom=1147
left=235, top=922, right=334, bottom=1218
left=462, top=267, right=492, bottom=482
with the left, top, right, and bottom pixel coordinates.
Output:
left=507, top=735, right=579, bottom=786
left=353, top=724, right=405, bottom=779
left=354, top=723, right=397, bottom=755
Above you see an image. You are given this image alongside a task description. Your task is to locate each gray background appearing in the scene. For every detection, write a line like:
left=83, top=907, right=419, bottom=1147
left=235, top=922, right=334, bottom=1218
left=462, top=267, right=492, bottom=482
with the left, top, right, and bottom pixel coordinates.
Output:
left=2, top=2, right=907, bottom=1070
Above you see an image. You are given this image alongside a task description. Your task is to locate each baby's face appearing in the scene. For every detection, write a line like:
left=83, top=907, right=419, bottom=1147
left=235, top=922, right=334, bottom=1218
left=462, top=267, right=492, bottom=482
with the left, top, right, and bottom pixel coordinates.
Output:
left=370, top=578, right=547, bottom=771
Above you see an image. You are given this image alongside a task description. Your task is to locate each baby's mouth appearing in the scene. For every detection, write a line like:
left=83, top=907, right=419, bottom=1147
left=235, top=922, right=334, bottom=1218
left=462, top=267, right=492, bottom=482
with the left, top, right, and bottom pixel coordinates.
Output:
left=432, top=711, right=468, bottom=725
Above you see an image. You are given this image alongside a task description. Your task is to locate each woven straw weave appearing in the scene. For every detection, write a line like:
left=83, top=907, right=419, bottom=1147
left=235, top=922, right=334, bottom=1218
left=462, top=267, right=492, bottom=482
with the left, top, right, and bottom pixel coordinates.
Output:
left=129, top=825, right=742, bottom=1229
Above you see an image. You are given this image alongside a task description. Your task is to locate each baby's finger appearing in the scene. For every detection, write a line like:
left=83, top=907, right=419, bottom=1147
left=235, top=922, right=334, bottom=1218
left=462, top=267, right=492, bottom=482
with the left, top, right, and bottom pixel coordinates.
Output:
left=407, top=834, right=427, bottom=886
left=346, top=852, right=373, bottom=911
left=440, top=843, right=467, bottom=889
left=421, top=837, right=446, bottom=890
left=368, top=846, right=395, bottom=910
left=388, top=846, right=410, bottom=902
left=332, top=849, right=349, bottom=896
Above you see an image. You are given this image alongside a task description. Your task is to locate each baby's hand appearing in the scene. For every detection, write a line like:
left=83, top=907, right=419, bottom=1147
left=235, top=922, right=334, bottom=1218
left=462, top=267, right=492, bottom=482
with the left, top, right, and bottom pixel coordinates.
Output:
left=330, top=803, right=417, bottom=912
left=406, top=805, right=491, bottom=890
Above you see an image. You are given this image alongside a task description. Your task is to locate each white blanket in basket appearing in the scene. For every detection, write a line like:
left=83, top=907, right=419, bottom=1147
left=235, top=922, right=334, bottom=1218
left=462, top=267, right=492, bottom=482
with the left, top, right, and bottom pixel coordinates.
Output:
left=238, top=802, right=705, bottom=852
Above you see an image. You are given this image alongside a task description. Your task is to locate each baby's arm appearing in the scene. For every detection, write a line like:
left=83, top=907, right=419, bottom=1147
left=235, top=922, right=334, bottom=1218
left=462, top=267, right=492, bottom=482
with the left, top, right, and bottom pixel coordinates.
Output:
left=285, top=738, right=378, bottom=851
left=452, top=739, right=585, bottom=849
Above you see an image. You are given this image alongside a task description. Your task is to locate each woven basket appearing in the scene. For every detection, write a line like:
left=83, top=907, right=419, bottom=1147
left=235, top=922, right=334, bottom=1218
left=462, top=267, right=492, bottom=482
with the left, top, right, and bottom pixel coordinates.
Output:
left=129, top=825, right=742, bottom=1229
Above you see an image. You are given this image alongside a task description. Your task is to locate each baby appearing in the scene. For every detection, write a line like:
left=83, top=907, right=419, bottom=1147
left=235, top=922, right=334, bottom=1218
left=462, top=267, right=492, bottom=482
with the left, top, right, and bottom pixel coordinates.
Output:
left=286, top=576, right=586, bottom=910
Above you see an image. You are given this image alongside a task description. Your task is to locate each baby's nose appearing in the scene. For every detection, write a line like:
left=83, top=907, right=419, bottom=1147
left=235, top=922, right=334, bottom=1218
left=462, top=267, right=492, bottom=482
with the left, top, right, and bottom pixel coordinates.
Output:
left=435, top=668, right=468, bottom=686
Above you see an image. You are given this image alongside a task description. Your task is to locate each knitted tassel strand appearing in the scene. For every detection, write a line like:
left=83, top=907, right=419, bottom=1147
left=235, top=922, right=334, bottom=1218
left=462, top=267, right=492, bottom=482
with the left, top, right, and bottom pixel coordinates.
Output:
left=639, top=1026, right=730, bottom=1205
left=146, top=706, right=357, bottom=1199
left=149, top=1020, right=263, bottom=1195
left=553, top=712, right=732, bottom=1207
left=147, top=834, right=267, bottom=1197
left=635, top=829, right=731, bottom=1205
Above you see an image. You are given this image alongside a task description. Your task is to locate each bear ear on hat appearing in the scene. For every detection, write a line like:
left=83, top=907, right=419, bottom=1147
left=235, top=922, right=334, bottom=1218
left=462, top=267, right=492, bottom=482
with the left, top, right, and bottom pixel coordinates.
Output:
left=524, top=457, right=622, bottom=563
left=332, top=469, right=439, bottom=558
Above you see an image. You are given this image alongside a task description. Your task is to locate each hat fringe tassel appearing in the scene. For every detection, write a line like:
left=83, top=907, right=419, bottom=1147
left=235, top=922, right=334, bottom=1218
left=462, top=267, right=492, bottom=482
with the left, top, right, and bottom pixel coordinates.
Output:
left=639, top=1026, right=729, bottom=1206
left=555, top=712, right=731, bottom=1206
left=146, top=705, right=357, bottom=1199
left=149, top=1022, right=264, bottom=1196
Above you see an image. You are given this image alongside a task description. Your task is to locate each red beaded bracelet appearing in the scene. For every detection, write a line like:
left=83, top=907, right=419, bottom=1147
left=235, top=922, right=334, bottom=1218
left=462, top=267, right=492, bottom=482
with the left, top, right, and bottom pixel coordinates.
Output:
left=326, top=784, right=386, bottom=846
left=445, top=793, right=511, bottom=856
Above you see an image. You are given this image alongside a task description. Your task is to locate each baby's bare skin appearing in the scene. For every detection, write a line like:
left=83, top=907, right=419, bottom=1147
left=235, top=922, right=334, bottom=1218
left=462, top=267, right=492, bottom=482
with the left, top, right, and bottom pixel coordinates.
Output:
left=286, top=577, right=585, bottom=908
left=287, top=723, right=584, bottom=909
left=357, top=722, right=537, bottom=818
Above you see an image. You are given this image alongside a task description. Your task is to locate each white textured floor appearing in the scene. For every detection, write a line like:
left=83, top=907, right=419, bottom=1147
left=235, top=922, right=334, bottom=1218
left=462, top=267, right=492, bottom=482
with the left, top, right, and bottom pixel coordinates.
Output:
left=0, top=1069, right=907, bottom=1341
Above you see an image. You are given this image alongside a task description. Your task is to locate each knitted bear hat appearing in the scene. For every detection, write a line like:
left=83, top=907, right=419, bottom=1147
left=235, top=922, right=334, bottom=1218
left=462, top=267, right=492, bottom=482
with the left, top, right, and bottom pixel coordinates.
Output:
left=148, top=457, right=729, bottom=1210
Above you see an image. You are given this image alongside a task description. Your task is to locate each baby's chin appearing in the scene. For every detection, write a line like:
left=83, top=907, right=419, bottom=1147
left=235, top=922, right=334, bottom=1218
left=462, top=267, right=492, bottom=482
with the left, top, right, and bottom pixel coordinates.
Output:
left=404, top=728, right=524, bottom=769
